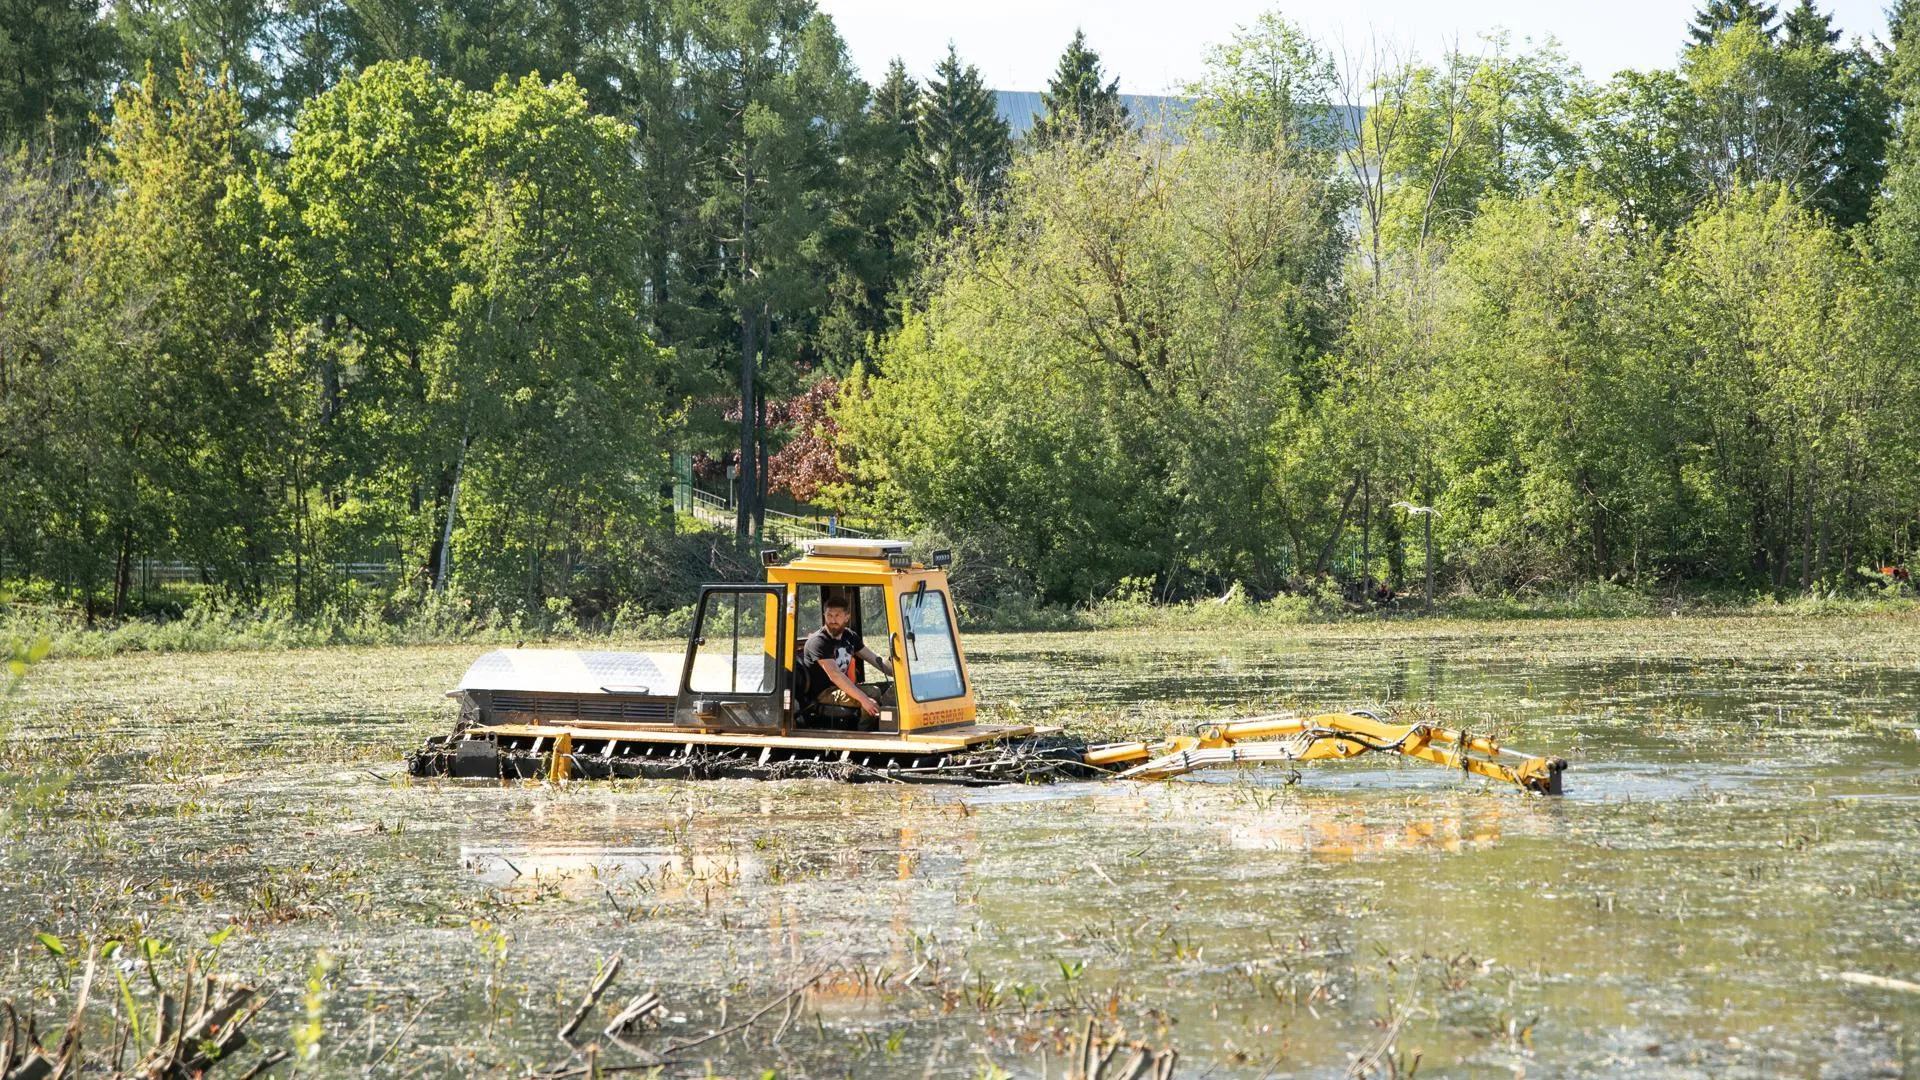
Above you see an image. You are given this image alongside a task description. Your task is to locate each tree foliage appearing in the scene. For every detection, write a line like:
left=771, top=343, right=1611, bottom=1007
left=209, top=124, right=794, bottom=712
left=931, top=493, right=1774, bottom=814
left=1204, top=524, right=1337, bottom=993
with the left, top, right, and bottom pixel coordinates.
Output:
left=1030, top=30, right=1127, bottom=147
left=5, top=0, right=1920, bottom=625
left=838, top=134, right=1338, bottom=600
left=910, top=45, right=1010, bottom=244
left=260, top=61, right=672, bottom=604
left=0, top=0, right=111, bottom=149
left=1183, top=12, right=1338, bottom=157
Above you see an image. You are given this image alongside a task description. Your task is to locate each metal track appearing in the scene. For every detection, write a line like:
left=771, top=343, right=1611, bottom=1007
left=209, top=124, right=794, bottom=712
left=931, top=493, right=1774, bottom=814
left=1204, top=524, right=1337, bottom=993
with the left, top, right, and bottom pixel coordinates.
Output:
left=407, top=732, right=1103, bottom=786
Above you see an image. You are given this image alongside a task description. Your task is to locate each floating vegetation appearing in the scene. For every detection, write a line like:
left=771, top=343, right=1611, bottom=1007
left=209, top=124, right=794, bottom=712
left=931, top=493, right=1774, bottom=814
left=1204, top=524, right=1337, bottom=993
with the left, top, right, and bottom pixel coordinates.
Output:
left=2, top=935, right=281, bottom=1079
left=0, top=617, right=1917, bottom=1075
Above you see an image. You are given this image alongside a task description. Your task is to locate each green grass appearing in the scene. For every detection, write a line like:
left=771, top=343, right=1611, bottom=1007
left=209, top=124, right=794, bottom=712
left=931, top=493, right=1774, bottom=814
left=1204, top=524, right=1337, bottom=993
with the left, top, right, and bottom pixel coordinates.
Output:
left=0, top=594, right=699, bottom=658
left=961, top=580, right=1920, bottom=632
left=8, top=576, right=1920, bottom=658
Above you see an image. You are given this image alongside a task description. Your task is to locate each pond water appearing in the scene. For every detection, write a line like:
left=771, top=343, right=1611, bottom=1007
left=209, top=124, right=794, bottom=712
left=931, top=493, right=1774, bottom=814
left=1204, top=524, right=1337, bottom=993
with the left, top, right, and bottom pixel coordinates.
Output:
left=2, top=618, right=1917, bottom=1077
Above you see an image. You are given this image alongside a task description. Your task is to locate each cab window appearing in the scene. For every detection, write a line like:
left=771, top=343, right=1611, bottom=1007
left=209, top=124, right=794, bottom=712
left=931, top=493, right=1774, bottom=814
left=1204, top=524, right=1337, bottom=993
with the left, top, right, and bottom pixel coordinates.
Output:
left=899, top=588, right=964, bottom=702
left=856, top=585, right=888, bottom=641
left=791, top=585, right=889, bottom=681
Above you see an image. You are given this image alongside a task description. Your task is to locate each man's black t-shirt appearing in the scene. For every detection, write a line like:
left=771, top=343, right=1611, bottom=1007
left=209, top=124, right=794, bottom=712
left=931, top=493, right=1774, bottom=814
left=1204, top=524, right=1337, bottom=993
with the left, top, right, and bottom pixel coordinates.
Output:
left=798, top=626, right=863, bottom=704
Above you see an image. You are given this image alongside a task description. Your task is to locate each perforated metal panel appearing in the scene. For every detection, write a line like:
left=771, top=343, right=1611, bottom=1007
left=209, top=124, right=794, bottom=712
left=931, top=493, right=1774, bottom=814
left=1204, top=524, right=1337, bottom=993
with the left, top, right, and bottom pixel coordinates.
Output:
left=456, top=650, right=684, bottom=696
left=488, top=693, right=674, bottom=723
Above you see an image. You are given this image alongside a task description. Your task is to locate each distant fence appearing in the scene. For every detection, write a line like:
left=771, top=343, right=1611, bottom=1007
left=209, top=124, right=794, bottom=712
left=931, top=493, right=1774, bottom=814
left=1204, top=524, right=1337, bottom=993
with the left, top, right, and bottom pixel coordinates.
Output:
left=1, top=494, right=887, bottom=596
left=137, top=560, right=402, bottom=587
left=0, top=556, right=406, bottom=600
left=687, top=488, right=878, bottom=544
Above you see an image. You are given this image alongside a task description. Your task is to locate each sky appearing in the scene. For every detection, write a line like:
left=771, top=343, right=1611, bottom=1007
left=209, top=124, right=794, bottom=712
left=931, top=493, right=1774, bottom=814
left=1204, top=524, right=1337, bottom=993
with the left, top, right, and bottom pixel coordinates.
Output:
left=812, top=0, right=1896, bottom=95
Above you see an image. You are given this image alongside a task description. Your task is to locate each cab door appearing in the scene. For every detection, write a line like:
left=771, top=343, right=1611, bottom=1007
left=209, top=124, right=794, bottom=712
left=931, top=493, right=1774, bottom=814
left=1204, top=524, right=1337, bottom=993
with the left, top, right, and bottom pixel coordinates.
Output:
left=675, top=585, right=787, bottom=731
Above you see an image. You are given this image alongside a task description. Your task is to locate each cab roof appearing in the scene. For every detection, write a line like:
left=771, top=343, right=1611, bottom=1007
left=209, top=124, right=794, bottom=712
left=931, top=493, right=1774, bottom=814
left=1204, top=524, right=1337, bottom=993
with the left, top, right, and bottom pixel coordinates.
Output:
left=796, top=538, right=908, bottom=559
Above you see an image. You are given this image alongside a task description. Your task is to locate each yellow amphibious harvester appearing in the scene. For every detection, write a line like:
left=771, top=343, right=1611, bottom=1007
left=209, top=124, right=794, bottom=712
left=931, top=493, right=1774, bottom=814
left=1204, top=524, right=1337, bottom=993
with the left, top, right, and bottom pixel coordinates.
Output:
left=408, top=539, right=1566, bottom=793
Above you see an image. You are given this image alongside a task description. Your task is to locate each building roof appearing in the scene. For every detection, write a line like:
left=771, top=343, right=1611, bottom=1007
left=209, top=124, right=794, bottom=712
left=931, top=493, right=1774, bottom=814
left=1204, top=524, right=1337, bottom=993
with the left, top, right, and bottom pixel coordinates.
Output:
left=994, top=91, right=1190, bottom=138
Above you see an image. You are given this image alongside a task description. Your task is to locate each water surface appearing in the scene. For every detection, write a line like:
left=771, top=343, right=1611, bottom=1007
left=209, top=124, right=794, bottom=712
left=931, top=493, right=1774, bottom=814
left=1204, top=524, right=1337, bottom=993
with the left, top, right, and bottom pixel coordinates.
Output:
left=3, top=617, right=1917, bottom=1076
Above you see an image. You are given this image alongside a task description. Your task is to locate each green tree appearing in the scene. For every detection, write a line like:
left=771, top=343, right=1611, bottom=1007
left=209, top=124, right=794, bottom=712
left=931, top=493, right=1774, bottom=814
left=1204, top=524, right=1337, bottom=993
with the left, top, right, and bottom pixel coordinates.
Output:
left=1183, top=11, right=1338, bottom=157
left=1777, top=0, right=1889, bottom=227
left=1429, top=194, right=1672, bottom=583
left=1689, top=0, right=1780, bottom=46
left=108, top=0, right=279, bottom=124
left=1877, top=0, right=1920, bottom=281
left=0, top=155, right=91, bottom=576
left=1680, top=21, right=1812, bottom=198
left=437, top=74, right=674, bottom=606
left=1568, top=68, right=1698, bottom=233
left=1666, top=188, right=1887, bottom=585
left=823, top=57, right=923, bottom=353
left=269, top=0, right=360, bottom=124
left=1677, top=6, right=1888, bottom=224
left=54, top=63, right=273, bottom=615
left=1370, top=36, right=1584, bottom=249
left=911, top=44, right=1010, bottom=244
left=669, top=0, right=867, bottom=538
left=1029, top=29, right=1127, bottom=146
left=268, top=61, right=673, bottom=603
left=870, top=57, right=919, bottom=148
left=0, top=0, right=111, bottom=150
left=341, top=0, right=567, bottom=93
left=838, top=134, right=1338, bottom=601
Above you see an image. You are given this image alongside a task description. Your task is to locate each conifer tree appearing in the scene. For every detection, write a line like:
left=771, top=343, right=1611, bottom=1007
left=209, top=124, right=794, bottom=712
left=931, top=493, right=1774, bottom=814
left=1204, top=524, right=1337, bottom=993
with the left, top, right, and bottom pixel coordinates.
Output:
left=912, top=44, right=1011, bottom=241
left=871, top=56, right=920, bottom=138
left=853, top=58, right=925, bottom=318
left=0, top=0, right=110, bottom=148
left=1688, top=0, right=1780, bottom=45
left=1780, top=0, right=1839, bottom=46
left=1030, top=29, right=1127, bottom=146
left=1776, top=0, right=1889, bottom=226
left=1875, top=0, right=1920, bottom=274
left=808, top=57, right=927, bottom=364
left=107, top=0, right=279, bottom=124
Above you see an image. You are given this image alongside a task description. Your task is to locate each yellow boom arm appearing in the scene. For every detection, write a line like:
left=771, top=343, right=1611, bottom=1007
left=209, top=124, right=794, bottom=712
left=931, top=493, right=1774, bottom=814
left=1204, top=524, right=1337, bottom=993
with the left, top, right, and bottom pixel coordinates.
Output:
left=1081, top=711, right=1566, bottom=794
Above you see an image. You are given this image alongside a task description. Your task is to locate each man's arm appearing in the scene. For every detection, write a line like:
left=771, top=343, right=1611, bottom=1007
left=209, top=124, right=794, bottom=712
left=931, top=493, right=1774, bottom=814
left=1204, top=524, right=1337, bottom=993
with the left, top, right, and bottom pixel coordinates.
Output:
left=819, top=658, right=878, bottom=715
left=855, top=645, right=893, bottom=678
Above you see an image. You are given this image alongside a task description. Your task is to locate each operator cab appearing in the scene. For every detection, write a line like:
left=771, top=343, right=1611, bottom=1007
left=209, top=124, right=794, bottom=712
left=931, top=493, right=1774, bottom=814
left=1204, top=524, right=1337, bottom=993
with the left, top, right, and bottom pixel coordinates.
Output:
left=787, top=576, right=893, bottom=731
left=672, top=539, right=977, bottom=738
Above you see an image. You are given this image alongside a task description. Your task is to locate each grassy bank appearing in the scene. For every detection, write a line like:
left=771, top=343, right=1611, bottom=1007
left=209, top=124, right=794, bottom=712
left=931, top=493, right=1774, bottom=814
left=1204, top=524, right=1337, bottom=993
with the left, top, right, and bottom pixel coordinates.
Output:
left=6, top=580, right=1920, bottom=658
left=0, top=594, right=700, bottom=658
left=965, top=580, right=1920, bottom=631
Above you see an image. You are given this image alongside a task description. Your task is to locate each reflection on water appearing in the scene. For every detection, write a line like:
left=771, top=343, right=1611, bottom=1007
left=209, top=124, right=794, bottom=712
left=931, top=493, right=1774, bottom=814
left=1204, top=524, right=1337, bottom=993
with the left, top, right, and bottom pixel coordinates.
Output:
left=4, top=620, right=1920, bottom=1076
left=459, top=843, right=765, bottom=895
left=1218, top=803, right=1507, bottom=856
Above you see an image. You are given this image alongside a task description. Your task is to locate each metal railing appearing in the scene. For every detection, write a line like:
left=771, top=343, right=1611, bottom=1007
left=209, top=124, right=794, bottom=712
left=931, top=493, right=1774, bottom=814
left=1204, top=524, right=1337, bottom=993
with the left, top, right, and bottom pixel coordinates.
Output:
left=136, top=560, right=401, bottom=586
left=687, top=488, right=878, bottom=544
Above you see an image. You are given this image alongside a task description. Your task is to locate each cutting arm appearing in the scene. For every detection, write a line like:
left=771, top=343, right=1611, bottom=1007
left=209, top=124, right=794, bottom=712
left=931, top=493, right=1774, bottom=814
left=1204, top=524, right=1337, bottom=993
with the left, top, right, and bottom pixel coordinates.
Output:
left=1081, top=711, right=1567, bottom=794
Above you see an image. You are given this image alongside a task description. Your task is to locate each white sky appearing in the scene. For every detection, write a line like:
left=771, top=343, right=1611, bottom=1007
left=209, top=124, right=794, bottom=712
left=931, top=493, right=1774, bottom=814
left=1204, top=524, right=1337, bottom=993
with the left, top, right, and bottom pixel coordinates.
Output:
left=814, top=0, right=1895, bottom=95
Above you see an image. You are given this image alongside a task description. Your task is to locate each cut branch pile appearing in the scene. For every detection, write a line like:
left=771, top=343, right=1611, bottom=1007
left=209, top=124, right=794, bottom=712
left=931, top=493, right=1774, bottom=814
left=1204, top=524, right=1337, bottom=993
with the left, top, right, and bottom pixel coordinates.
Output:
left=2, top=948, right=283, bottom=1080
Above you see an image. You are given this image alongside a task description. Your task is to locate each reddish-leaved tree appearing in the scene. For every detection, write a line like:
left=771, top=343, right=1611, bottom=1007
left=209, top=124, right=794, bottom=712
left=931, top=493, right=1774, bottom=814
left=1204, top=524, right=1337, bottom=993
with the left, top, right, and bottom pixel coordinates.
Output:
left=767, top=378, right=846, bottom=503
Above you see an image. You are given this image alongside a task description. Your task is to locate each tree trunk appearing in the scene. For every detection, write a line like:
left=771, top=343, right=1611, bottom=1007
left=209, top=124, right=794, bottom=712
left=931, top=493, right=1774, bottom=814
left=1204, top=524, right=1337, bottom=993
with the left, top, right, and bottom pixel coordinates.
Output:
left=736, top=147, right=757, bottom=544
left=1360, top=473, right=1371, bottom=593
left=755, top=381, right=768, bottom=542
left=1578, top=467, right=1608, bottom=580
left=1800, top=487, right=1816, bottom=590
left=1314, top=474, right=1363, bottom=577
left=292, top=455, right=305, bottom=617
left=737, top=307, right=756, bottom=542
left=113, top=529, right=131, bottom=620
left=1775, top=466, right=1795, bottom=590
left=1816, top=505, right=1831, bottom=589
left=434, top=432, right=471, bottom=593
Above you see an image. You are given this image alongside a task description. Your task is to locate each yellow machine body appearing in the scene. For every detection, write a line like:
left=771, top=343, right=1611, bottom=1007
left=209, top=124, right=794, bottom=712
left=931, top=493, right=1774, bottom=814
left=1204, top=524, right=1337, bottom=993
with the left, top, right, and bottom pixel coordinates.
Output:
left=437, top=540, right=1028, bottom=765
left=414, top=540, right=1568, bottom=794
